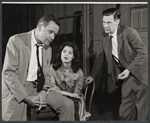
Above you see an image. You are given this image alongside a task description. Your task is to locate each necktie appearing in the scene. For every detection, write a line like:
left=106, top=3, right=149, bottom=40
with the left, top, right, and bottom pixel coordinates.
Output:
left=108, top=35, right=113, bottom=74
left=107, top=35, right=119, bottom=93
left=108, top=36, right=124, bottom=88
left=35, top=44, right=45, bottom=92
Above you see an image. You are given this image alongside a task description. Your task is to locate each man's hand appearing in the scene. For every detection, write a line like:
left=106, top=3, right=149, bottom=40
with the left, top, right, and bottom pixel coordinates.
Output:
left=36, top=90, right=48, bottom=111
left=118, top=69, right=130, bottom=80
left=37, top=90, right=47, bottom=102
left=23, top=95, right=47, bottom=108
left=85, top=76, right=94, bottom=84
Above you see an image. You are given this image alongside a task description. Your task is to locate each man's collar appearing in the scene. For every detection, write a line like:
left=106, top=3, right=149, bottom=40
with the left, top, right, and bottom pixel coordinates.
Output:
left=36, top=43, right=44, bottom=48
left=31, top=30, right=38, bottom=46
left=109, top=27, right=117, bottom=37
left=32, top=30, right=44, bottom=48
left=102, top=25, right=126, bottom=37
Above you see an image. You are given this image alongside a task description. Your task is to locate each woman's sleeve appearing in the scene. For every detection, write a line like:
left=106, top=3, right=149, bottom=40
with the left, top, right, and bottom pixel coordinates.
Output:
left=50, top=65, right=62, bottom=93
left=74, top=69, right=84, bottom=95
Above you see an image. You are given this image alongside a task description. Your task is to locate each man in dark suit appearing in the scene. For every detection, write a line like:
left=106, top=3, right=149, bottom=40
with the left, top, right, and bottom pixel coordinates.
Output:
left=85, top=8, right=148, bottom=121
left=2, top=14, right=75, bottom=121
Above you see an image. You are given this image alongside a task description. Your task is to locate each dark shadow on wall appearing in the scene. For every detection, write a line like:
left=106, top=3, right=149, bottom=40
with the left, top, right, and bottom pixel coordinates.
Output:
left=2, top=4, right=44, bottom=66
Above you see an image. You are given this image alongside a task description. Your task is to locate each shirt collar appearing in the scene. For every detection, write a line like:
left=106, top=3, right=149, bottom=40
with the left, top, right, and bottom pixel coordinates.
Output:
left=31, top=29, right=37, bottom=47
left=59, top=65, right=73, bottom=73
left=32, top=29, right=44, bottom=47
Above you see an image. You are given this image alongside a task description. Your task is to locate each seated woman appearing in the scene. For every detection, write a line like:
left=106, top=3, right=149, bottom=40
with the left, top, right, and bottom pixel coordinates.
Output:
left=50, top=42, right=86, bottom=121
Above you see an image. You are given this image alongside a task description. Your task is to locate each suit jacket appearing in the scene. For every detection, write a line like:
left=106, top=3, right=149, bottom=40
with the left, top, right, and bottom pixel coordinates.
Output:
left=90, top=25, right=148, bottom=93
left=2, top=30, right=52, bottom=121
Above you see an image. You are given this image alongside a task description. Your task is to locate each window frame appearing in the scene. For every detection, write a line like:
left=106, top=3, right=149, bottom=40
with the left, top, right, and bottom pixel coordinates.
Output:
left=130, top=4, right=148, bottom=32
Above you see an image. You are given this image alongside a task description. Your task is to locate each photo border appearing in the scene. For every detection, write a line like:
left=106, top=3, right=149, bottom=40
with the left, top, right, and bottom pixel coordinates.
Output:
left=0, top=1, right=149, bottom=123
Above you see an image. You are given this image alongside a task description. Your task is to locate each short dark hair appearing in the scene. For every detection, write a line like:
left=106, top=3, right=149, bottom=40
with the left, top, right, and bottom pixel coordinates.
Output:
left=37, top=14, right=60, bottom=27
left=102, top=8, right=121, bottom=20
left=53, top=42, right=81, bottom=73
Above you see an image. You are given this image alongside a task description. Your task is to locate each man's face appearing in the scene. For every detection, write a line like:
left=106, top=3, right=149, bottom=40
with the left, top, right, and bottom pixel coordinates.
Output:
left=103, top=14, right=119, bottom=34
left=37, top=21, right=59, bottom=46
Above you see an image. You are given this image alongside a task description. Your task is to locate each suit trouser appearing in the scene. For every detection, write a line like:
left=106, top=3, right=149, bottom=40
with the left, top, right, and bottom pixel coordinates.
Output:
left=119, top=75, right=148, bottom=121
left=17, top=81, right=75, bottom=121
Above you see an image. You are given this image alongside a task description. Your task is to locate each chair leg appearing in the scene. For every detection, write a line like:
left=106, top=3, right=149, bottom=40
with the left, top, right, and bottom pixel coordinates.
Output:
left=74, top=102, right=80, bottom=121
left=30, top=107, right=36, bottom=121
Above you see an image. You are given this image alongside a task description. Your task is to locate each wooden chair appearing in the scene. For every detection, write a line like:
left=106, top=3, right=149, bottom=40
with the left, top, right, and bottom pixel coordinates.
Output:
left=83, top=80, right=95, bottom=121
left=28, top=104, right=58, bottom=121
left=28, top=80, right=95, bottom=121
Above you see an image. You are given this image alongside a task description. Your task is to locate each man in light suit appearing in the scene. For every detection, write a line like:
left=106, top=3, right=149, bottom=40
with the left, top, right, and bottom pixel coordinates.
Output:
left=85, top=8, right=148, bottom=120
left=2, top=14, right=75, bottom=121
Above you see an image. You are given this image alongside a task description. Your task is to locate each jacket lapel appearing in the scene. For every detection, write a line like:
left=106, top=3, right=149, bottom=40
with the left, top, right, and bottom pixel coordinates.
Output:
left=117, top=25, right=125, bottom=58
left=102, top=31, right=109, bottom=62
left=42, top=48, right=47, bottom=67
left=102, top=25, right=125, bottom=74
left=103, top=36, right=110, bottom=62
left=42, top=45, right=52, bottom=67
left=24, top=30, right=32, bottom=63
left=117, top=34, right=123, bottom=55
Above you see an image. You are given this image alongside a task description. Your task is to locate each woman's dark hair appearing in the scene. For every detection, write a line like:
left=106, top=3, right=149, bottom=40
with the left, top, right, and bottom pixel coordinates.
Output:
left=37, top=14, right=60, bottom=27
left=53, top=42, right=81, bottom=73
left=102, top=8, right=121, bottom=20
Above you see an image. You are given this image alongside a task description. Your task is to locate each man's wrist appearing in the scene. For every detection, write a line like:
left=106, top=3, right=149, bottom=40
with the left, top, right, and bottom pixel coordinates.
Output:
left=42, top=87, right=51, bottom=95
left=46, top=88, right=51, bottom=95
left=23, top=95, right=30, bottom=104
left=42, top=88, right=48, bottom=92
left=42, top=87, right=49, bottom=92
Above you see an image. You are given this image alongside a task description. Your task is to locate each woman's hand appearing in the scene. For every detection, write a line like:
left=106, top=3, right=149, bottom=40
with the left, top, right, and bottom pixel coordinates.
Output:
left=70, top=93, right=80, bottom=99
left=61, top=91, right=72, bottom=96
left=61, top=91, right=80, bottom=99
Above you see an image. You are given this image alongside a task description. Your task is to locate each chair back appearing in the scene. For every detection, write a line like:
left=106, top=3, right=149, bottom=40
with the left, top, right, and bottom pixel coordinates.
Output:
left=84, top=80, right=95, bottom=112
left=82, top=78, right=95, bottom=120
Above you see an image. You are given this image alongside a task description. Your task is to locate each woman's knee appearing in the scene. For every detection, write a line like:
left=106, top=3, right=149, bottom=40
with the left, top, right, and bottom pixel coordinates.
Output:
left=46, top=91, right=74, bottom=111
left=63, top=98, right=74, bottom=109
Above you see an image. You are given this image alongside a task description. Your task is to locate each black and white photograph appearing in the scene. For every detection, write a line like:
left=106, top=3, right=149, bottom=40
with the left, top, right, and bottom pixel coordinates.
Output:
left=1, top=2, right=148, bottom=121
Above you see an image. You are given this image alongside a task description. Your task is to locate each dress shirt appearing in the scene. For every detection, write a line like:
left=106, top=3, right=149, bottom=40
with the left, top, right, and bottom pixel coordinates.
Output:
left=109, top=28, right=119, bottom=62
left=27, top=30, right=43, bottom=81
